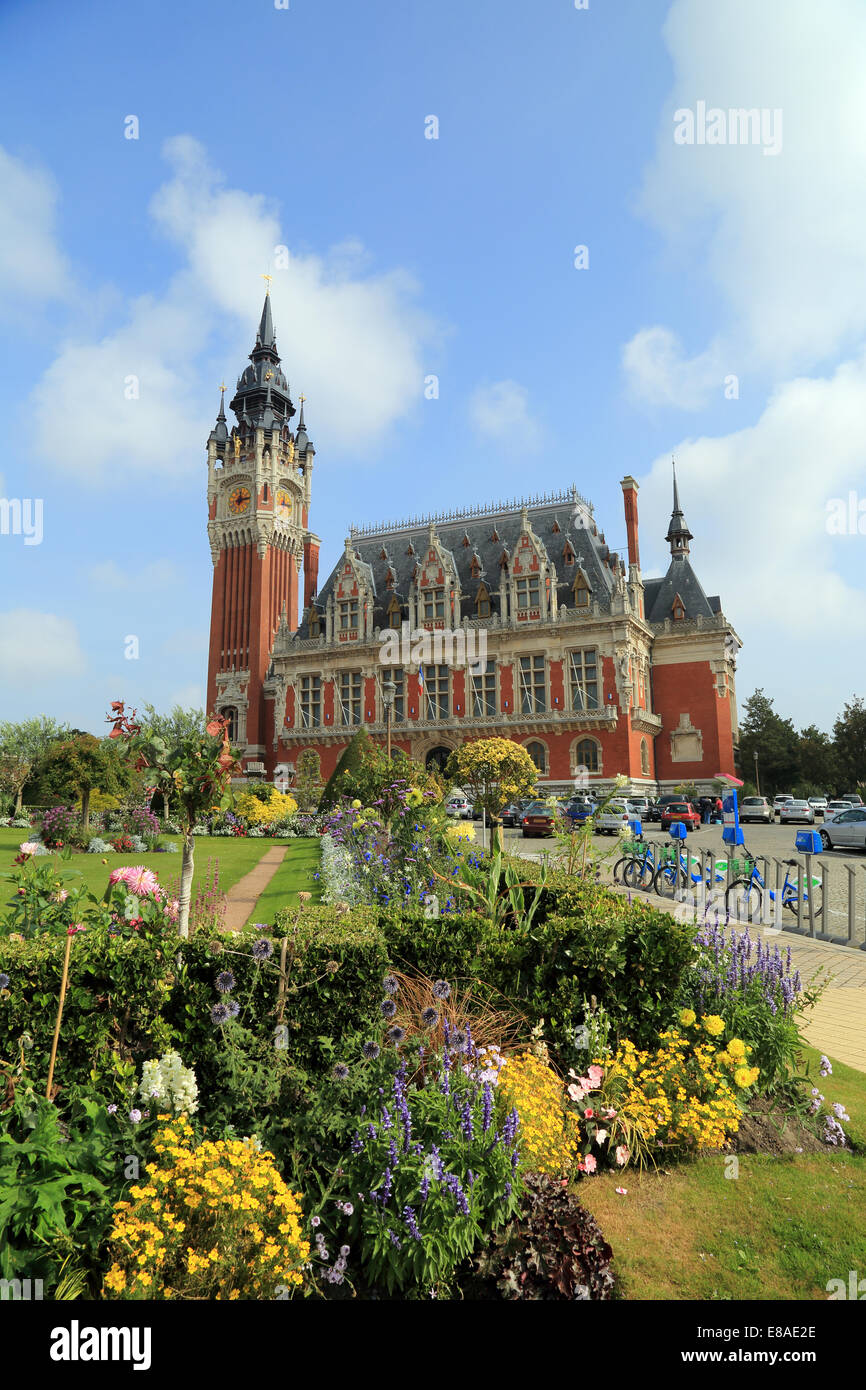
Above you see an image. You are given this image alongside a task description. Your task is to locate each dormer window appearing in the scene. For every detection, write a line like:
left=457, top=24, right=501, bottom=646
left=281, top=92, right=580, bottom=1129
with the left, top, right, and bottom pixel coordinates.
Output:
left=470, top=554, right=481, bottom=579
left=515, top=575, right=540, bottom=611
left=339, top=598, right=359, bottom=632
left=672, top=595, right=685, bottom=622
left=562, top=542, right=575, bottom=565
left=573, top=571, right=591, bottom=609
left=387, top=595, right=402, bottom=629
left=476, top=583, right=491, bottom=619
left=422, top=587, right=445, bottom=621
left=309, top=609, right=321, bottom=637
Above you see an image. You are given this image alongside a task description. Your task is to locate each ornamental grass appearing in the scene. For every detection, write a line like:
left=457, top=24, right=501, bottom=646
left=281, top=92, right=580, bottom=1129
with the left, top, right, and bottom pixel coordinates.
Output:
left=102, top=1117, right=309, bottom=1300
left=387, top=969, right=528, bottom=1067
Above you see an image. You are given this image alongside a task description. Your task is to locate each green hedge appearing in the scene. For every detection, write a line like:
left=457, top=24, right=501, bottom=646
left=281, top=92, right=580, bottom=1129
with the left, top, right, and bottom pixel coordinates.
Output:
left=0, top=880, right=694, bottom=1099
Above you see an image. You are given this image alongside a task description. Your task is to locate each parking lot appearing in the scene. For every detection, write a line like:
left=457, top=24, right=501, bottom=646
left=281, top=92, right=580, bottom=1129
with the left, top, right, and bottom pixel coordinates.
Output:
left=480, top=817, right=866, bottom=948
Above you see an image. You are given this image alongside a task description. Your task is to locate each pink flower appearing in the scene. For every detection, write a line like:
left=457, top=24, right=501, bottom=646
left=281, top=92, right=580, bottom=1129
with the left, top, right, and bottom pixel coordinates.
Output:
left=584, top=1108, right=594, bottom=1119
left=124, top=866, right=159, bottom=897
left=615, top=1186, right=628, bottom=1195
left=587, top=1064, right=604, bottom=1086
left=583, top=1153, right=597, bottom=1173
left=615, top=1145, right=629, bottom=1166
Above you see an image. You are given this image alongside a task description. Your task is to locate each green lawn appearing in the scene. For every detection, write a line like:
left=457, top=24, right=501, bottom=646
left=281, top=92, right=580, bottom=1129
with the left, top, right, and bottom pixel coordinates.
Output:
left=0, top=827, right=311, bottom=916
left=242, top=836, right=322, bottom=929
left=578, top=1042, right=866, bottom=1300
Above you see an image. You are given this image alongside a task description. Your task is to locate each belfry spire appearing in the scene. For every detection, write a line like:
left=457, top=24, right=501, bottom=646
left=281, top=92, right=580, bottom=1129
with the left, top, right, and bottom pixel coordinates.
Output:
left=666, top=458, right=693, bottom=558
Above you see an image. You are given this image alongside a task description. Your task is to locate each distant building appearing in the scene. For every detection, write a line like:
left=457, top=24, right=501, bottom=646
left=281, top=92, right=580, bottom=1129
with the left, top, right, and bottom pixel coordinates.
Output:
left=207, top=296, right=741, bottom=793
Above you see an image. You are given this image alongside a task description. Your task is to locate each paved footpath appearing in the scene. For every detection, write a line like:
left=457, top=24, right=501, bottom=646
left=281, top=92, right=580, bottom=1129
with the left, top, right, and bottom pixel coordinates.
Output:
left=221, top=846, right=287, bottom=933
left=500, top=831, right=866, bottom=1074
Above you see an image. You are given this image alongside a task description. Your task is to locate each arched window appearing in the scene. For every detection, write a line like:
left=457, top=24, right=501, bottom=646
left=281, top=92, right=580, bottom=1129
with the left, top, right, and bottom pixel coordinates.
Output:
left=640, top=738, right=650, bottom=776
left=574, top=737, right=600, bottom=774
left=220, top=706, right=238, bottom=743
left=526, top=741, right=547, bottom=775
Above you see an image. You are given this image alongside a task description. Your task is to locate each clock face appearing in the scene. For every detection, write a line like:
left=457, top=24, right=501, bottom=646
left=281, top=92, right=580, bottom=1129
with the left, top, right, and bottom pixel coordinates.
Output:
left=228, top=486, right=251, bottom=515
left=276, top=488, right=292, bottom=519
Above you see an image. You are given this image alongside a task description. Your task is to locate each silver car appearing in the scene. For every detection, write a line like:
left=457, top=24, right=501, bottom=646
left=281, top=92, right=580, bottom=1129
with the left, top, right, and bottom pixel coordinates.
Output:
left=772, top=794, right=794, bottom=818
left=826, top=800, right=853, bottom=817
left=740, top=795, right=772, bottom=824
left=808, top=797, right=828, bottom=817
left=820, top=806, right=866, bottom=851
left=780, top=799, right=815, bottom=824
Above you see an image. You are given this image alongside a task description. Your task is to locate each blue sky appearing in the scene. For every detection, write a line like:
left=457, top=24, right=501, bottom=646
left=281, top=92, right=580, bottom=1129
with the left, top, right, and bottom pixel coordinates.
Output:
left=0, top=0, right=864, bottom=734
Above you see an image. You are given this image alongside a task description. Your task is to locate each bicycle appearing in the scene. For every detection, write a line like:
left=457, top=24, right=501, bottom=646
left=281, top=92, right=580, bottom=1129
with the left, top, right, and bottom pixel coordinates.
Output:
left=725, top=854, right=823, bottom=921
left=652, top=843, right=728, bottom=900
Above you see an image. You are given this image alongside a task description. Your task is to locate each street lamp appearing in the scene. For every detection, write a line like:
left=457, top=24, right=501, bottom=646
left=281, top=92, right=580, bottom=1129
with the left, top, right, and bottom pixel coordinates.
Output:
left=753, top=750, right=760, bottom=797
left=383, top=677, right=396, bottom=761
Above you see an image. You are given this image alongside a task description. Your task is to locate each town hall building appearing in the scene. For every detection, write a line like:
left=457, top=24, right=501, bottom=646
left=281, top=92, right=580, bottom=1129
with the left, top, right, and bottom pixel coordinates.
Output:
left=206, top=295, right=741, bottom=794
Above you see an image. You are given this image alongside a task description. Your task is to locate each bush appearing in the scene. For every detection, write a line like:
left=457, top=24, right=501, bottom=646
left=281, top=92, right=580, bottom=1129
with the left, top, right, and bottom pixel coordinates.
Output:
left=102, top=1117, right=309, bottom=1300
left=41, top=805, right=79, bottom=849
left=467, top=1172, right=615, bottom=1300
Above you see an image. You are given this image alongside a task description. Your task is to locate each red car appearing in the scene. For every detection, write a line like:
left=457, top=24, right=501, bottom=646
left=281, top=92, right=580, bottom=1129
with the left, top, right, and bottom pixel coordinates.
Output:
left=660, top=801, right=701, bottom=832
left=521, top=801, right=555, bottom=838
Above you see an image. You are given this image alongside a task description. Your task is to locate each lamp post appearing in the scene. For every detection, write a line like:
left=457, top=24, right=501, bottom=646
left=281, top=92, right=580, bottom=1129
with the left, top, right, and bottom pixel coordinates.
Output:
left=753, top=750, right=760, bottom=797
left=383, top=677, right=396, bottom=761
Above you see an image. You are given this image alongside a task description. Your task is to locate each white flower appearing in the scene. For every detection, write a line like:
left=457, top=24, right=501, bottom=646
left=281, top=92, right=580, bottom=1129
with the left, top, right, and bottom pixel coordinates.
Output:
left=594, top=1129, right=608, bottom=1146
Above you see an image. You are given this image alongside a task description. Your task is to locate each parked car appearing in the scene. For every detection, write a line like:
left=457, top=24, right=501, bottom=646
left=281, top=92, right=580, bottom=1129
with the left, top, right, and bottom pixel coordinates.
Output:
left=626, top=797, right=652, bottom=821
left=594, top=798, right=632, bottom=835
left=520, top=800, right=555, bottom=838
left=739, top=795, right=772, bottom=824
left=808, top=797, right=828, bottom=817
left=445, top=794, right=471, bottom=818
left=842, top=793, right=864, bottom=807
left=779, top=799, right=815, bottom=825
left=661, top=800, right=701, bottom=832
left=500, top=802, right=527, bottom=828
left=644, top=800, right=662, bottom=823
left=772, top=795, right=794, bottom=817
left=819, top=806, right=866, bottom=851
left=826, top=800, right=854, bottom=817
left=561, top=797, right=595, bottom=826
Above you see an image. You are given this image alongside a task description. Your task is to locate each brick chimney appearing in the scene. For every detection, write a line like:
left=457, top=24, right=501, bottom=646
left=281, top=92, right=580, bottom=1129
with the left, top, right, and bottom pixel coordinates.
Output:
left=620, top=476, right=640, bottom=568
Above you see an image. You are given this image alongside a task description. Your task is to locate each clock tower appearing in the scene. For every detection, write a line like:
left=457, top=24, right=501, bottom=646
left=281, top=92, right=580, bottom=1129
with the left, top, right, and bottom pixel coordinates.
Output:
left=206, top=291, right=319, bottom=764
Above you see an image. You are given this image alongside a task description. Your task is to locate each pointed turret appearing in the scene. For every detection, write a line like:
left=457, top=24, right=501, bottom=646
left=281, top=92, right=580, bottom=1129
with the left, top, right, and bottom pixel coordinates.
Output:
left=295, top=394, right=314, bottom=454
left=666, top=460, right=693, bottom=558
left=209, top=383, right=229, bottom=444
left=229, top=292, right=295, bottom=429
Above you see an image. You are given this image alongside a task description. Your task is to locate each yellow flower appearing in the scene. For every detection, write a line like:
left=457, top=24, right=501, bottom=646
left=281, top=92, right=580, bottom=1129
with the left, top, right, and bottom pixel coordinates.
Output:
left=679, top=1009, right=697, bottom=1027
left=702, top=1015, right=725, bottom=1037
left=727, top=1038, right=746, bottom=1058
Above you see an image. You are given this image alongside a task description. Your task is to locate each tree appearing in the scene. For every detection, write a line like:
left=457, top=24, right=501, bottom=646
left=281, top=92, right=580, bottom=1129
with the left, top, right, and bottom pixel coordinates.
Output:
left=107, top=702, right=239, bottom=939
left=293, top=749, right=323, bottom=812
left=737, top=690, right=800, bottom=797
left=797, top=724, right=838, bottom=794
left=444, top=738, right=537, bottom=850
left=37, top=733, right=130, bottom=828
left=139, top=704, right=207, bottom=819
left=319, top=728, right=371, bottom=812
left=0, top=716, right=69, bottom=813
left=833, top=697, right=866, bottom=794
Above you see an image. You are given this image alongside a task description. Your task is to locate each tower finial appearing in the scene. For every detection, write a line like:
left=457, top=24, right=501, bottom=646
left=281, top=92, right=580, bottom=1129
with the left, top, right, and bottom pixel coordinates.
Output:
left=261, top=273, right=272, bottom=296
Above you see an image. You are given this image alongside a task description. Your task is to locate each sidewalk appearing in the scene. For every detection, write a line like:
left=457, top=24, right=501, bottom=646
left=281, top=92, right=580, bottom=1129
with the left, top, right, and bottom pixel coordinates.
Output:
left=221, top=846, right=287, bottom=932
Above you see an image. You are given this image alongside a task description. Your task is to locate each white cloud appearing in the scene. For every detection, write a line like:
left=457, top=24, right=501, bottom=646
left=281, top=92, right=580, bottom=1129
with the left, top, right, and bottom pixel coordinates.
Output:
left=0, top=146, right=71, bottom=314
left=0, top=610, right=86, bottom=686
left=638, top=353, right=866, bottom=723
left=468, top=379, right=541, bottom=448
left=30, top=136, right=437, bottom=481
left=168, top=682, right=204, bottom=710
left=87, top=559, right=183, bottom=590
left=623, top=0, right=866, bottom=407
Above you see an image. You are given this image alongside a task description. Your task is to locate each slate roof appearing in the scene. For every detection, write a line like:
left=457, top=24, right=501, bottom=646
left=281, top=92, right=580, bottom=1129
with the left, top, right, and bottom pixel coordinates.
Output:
left=297, top=489, right=626, bottom=635
left=643, top=555, right=717, bottom=623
